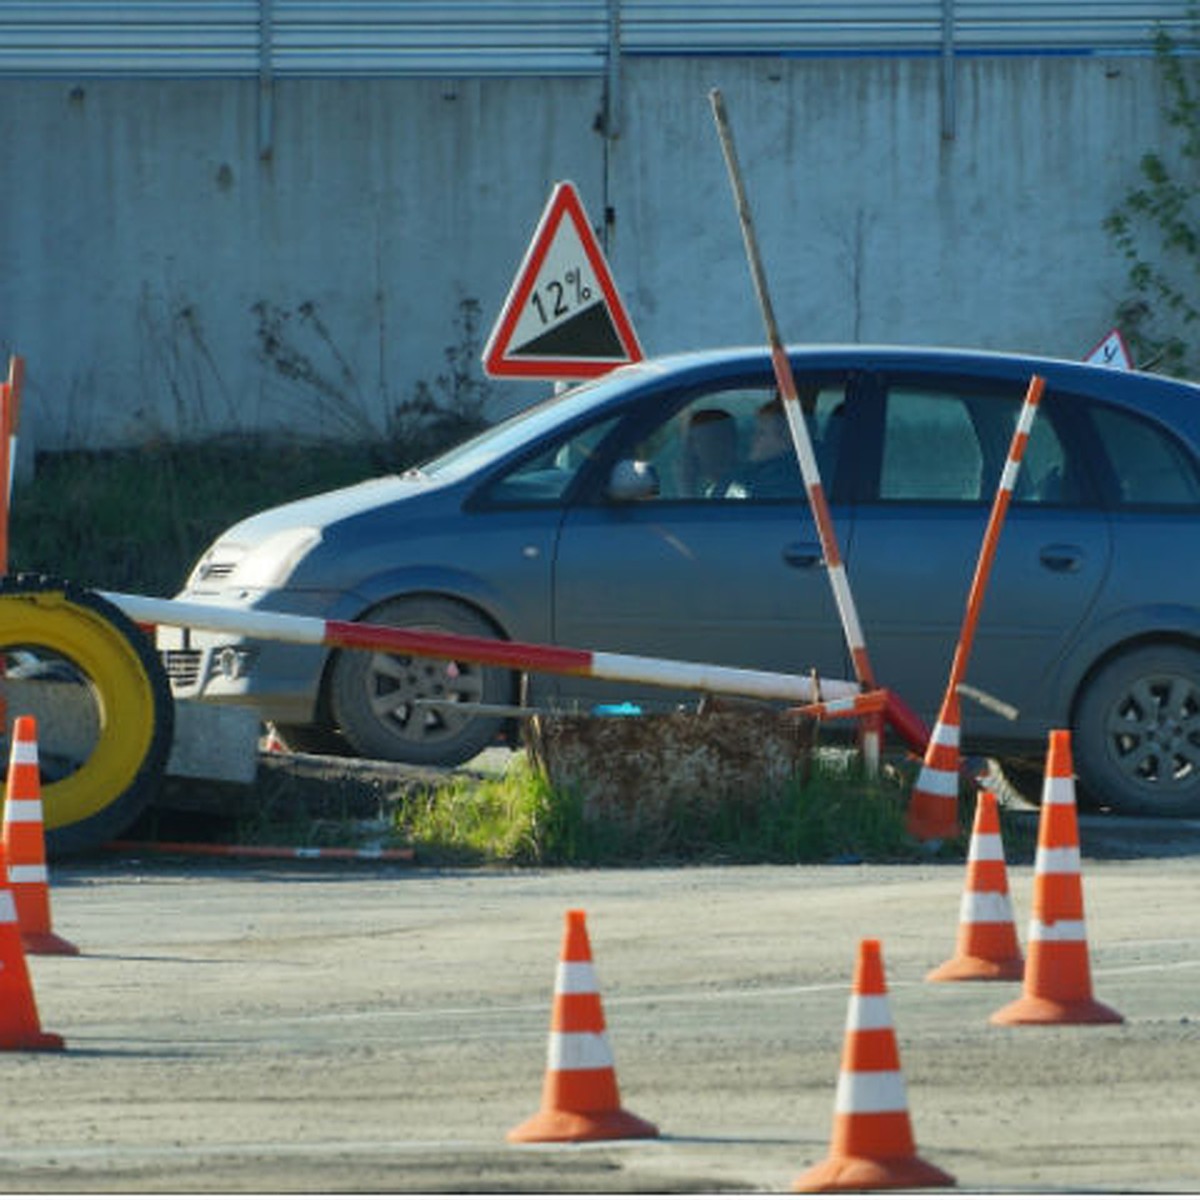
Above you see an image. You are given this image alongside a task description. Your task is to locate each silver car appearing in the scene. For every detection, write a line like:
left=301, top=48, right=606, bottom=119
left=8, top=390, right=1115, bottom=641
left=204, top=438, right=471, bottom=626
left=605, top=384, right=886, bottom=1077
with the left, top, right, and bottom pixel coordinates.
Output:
left=159, top=345, right=1200, bottom=816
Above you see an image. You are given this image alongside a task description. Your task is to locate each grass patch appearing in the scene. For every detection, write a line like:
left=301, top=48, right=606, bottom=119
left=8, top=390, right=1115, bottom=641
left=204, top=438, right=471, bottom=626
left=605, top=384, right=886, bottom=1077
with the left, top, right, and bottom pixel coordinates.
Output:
left=396, top=753, right=971, bottom=867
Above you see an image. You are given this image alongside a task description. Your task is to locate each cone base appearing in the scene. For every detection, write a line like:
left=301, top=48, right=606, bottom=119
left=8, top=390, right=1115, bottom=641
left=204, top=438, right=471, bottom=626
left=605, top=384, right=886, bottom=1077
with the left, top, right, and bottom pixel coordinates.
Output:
left=0, top=1029, right=65, bottom=1052
left=507, top=1106, right=658, bottom=1144
left=793, top=1152, right=956, bottom=1192
left=22, top=932, right=80, bottom=957
left=927, top=954, right=1024, bottom=983
left=905, top=811, right=959, bottom=843
left=990, top=993, right=1124, bottom=1026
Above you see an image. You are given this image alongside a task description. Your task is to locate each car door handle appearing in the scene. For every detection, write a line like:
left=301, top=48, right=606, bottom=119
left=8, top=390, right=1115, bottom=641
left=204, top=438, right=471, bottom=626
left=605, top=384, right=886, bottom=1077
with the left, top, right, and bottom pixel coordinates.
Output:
left=783, top=542, right=824, bottom=569
left=1039, top=544, right=1084, bottom=573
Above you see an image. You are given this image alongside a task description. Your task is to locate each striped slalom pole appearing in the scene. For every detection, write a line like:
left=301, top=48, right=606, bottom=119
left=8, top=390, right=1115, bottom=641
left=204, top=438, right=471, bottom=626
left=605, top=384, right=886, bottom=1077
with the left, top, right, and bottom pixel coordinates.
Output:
left=793, top=938, right=954, bottom=1192
left=907, top=374, right=1045, bottom=842
left=508, top=909, right=657, bottom=1143
left=709, top=90, right=878, bottom=706
left=789, top=689, right=889, bottom=725
left=991, top=731, right=1123, bottom=1026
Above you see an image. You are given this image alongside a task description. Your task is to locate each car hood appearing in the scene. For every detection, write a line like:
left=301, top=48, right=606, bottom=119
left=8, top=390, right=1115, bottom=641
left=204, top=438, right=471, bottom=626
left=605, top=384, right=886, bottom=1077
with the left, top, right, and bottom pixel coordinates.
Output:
left=218, top=472, right=439, bottom=545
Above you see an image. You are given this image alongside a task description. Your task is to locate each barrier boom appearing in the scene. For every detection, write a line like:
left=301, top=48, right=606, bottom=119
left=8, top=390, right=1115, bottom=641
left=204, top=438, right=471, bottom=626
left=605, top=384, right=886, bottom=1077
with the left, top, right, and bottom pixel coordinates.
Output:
left=102, top=591, right=929, bottom=752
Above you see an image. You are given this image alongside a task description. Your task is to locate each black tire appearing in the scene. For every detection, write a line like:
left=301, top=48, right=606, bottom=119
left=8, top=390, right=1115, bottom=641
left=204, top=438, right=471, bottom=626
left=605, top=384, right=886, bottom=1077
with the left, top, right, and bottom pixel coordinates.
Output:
left=0, top=574, right=174, bottom=855
left=327, top=595, right=513, bottom=766
left=1074, top=643, right=1200, bottom=817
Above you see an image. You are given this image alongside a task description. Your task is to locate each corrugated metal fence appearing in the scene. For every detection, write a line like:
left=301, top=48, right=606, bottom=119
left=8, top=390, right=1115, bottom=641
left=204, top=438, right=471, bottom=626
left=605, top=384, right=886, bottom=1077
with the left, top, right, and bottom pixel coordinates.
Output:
left=0, top=1, right=1192, bottom=77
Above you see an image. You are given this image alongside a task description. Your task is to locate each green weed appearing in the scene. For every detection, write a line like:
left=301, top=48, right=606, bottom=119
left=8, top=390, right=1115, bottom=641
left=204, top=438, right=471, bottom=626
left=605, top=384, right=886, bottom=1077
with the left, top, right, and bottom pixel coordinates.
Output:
left=397, top=753, right=959, bottom=867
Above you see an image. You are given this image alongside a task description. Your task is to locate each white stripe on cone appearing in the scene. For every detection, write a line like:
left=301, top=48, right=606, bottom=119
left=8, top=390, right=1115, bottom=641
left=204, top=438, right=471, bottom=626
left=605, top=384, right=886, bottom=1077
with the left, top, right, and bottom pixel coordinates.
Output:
left=555, top=961, right=600, bottom=994
left=5, top=799, right=43, bottom=822
left=1034, top=846, right=1082, bottom=874
left=1029, top=919, right=1089, bottom=942
left=834, top=1070, right=909, bottom=1114
left=547, top=1031, right=615, bottom=1071
left=1042, top=776, right=1076, bottom=805
left=845, top=994, right=894, bottom=1031
left=10, top=741, right=36, bottom=766
left=961, top=891, right=1016, bottom=923
left=8, top=865, right=47, bottom=885
left=967, top=832, right=1005, bottom=862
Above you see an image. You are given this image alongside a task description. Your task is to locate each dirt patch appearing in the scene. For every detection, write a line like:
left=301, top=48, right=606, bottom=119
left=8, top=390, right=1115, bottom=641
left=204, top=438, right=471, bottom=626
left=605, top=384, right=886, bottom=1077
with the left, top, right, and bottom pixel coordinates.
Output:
left=525, top=706, right=815, bottom=824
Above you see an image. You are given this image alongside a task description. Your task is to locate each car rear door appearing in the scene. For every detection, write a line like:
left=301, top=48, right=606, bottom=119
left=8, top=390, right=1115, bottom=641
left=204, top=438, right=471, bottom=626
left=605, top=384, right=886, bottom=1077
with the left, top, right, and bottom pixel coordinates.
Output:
left=843, top=374, right=1112, bottom=741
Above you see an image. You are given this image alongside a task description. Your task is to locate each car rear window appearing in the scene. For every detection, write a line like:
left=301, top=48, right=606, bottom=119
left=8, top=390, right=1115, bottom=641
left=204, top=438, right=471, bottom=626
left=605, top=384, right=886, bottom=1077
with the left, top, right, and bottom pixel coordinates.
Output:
left=1090, top=405, right=1200, bottom=507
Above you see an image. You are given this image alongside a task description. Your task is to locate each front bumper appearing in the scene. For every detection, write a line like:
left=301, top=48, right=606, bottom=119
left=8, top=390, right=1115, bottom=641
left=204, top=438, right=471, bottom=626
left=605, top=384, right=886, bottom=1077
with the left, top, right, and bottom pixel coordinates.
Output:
left=155, top=589, right=341, bottom=726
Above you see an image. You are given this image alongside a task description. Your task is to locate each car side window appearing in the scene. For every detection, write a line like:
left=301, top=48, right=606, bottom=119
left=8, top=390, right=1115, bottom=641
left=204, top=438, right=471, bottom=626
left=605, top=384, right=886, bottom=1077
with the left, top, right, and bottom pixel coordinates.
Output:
left=880, top=389, right=983, bottom=501
left=477, top=416, right=621, bottom=506
left=632, top=385, right=846, bottom=502
left=1089, top=404, right=1200, bottom=507
left=880, top=384, right=1074, bottom=505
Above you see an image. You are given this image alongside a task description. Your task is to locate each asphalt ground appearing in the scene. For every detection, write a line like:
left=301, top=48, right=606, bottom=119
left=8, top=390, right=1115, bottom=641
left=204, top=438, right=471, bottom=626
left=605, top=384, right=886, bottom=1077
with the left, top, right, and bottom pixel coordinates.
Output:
left=0, top=824, right=1197, bottom=1193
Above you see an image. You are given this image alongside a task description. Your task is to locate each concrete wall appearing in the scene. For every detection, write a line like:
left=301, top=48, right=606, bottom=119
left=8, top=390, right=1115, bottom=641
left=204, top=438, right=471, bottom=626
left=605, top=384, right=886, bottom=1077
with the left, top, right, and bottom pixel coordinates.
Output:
left=0, top=54, right=1172, bottom=453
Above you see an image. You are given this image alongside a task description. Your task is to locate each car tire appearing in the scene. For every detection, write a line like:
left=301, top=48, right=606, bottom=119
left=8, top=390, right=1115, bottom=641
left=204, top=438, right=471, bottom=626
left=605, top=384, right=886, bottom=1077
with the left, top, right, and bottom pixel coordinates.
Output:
left=327, top=595, right=513, bottom=767
left=1073, top=643, right=1200, bottom=817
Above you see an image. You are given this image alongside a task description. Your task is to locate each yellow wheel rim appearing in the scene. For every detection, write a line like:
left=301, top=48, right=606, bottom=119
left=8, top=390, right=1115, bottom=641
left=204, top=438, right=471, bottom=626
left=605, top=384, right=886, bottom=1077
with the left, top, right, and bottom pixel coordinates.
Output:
left=0, top=587, right=160, bottom=832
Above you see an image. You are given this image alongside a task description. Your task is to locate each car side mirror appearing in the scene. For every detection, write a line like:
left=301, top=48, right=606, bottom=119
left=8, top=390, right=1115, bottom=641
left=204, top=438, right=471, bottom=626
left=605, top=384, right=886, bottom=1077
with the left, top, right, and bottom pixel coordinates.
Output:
left=607, top=459, right=660, bottom=502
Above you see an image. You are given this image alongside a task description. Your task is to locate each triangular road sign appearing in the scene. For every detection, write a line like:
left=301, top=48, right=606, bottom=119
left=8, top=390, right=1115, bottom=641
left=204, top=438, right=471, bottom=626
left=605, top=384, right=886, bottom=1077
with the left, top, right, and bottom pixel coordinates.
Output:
left=483, top=181, right=643, bottom=379
left=1084, top=327, right=1132, bottom=370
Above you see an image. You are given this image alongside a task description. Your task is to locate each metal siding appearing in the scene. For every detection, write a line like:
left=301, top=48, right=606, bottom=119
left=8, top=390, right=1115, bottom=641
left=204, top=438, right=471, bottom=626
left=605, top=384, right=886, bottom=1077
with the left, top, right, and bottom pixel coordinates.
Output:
left=0, top=2, right=259, bottom=75
left=0, top=1, right=1192, bottom=76
left=954, top=2, right=1193, bottom=50
left=271, top=2, right=607, bottom=76
left=621, top=3, right=943, bottom=53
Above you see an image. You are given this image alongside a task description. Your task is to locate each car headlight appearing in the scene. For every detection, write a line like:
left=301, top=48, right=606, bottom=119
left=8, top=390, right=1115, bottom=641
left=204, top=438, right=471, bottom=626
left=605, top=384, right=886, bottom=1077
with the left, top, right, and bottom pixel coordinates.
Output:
left=186, top=525, right=319, bottom=590
left=223, top=527, right=322, bottom=589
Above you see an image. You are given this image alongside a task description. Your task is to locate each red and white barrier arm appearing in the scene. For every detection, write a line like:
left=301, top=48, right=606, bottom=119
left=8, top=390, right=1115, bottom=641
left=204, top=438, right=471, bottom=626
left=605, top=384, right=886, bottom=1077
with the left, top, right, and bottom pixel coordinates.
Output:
left=103, top=591, right=861, bottom=706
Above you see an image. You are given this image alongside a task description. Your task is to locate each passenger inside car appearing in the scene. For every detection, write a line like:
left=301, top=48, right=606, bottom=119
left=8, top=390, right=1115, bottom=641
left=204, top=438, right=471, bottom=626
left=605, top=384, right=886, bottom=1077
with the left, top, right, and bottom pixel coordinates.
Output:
left=681, top=407, right=739, bottom=498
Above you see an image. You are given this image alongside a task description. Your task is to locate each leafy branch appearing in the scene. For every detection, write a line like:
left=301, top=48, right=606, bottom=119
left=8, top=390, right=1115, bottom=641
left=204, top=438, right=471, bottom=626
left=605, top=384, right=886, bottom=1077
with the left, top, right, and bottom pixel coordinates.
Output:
left=1105, top=10, right=1200, bottom=375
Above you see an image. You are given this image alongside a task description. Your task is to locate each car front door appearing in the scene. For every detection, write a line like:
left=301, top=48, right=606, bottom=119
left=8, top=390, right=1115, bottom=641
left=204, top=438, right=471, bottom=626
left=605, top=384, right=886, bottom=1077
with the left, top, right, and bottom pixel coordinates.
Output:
left=547, top=377, right=859, bottom=710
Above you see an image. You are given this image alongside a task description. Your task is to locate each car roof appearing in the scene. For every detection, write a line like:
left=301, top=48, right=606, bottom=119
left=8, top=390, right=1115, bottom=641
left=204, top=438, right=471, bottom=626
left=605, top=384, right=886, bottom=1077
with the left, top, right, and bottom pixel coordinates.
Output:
left=619, top=344, right=1200, bottom=447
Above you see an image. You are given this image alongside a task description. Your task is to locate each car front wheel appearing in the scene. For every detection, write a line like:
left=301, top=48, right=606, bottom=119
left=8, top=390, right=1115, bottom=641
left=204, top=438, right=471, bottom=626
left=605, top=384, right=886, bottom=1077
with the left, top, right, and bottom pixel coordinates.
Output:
left=1074, top=643, right=1200, bottom=817
left=328, top=595, right=513, bottom=766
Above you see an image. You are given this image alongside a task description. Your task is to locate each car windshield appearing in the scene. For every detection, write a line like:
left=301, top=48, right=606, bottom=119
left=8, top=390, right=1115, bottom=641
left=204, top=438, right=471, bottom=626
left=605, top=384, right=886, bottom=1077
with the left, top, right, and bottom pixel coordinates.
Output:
left=416, top=368, right=644, bottom=481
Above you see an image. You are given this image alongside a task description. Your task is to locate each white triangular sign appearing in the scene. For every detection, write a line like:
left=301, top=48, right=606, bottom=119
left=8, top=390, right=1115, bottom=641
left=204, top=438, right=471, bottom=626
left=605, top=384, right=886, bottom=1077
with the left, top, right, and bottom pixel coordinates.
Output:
left=483, top=182, right=643, bottom=379
left=1084, top=328, right=1132, bottom=371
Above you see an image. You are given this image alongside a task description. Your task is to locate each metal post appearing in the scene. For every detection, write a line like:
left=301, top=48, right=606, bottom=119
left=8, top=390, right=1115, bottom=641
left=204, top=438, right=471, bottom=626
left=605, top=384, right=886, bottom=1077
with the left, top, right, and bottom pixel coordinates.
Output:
left=258, top=0, right=275, bottom=161
left=941, top=0, right=956, bottom=140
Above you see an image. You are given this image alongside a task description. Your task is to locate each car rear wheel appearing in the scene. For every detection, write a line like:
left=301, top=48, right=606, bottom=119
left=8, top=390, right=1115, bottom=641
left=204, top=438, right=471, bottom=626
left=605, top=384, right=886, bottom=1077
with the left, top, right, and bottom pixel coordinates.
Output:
left=327, top=595, right=513, bottom=766
left=1074, top=643, right=1200, bottom=817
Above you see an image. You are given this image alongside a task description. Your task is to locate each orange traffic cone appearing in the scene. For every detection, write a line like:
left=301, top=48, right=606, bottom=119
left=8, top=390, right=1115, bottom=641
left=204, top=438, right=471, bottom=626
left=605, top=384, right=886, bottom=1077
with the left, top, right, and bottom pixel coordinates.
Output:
left=794, top=939, right=954, bottom=1192
left=906, top=691, right=962, bottom=843
left=0, top=854, right=64, bottom=1050
left=927, top=790, right=1023, bottom=982
left=508, top=909, right=657, bottom=1143
left=991, top=730, right=1123, bottom=1026
left=3, top=717, right=79, bottom=955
